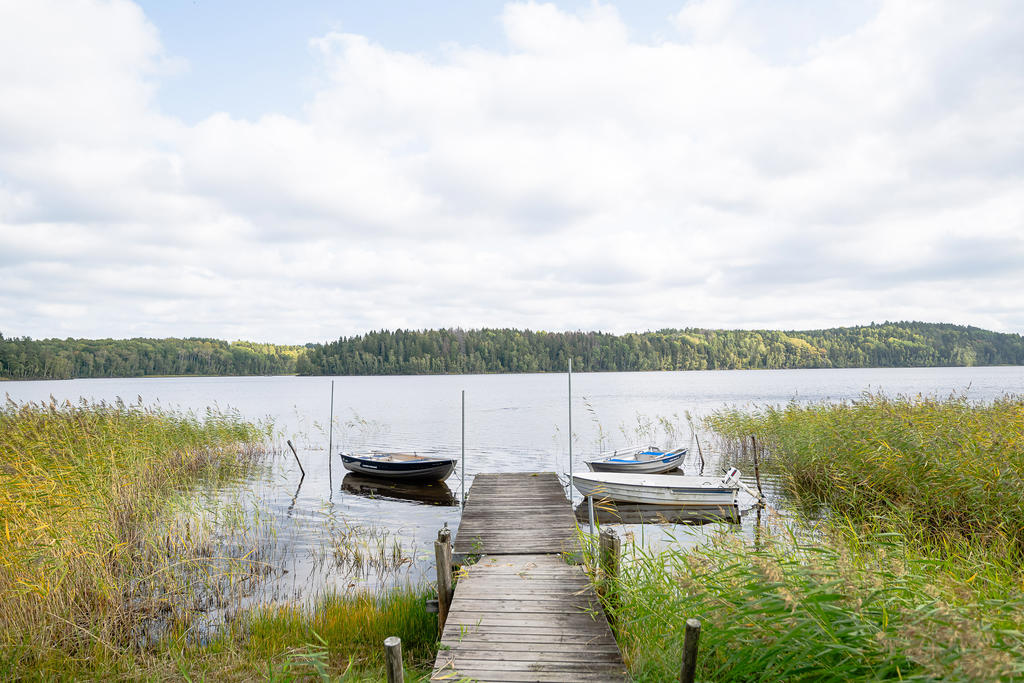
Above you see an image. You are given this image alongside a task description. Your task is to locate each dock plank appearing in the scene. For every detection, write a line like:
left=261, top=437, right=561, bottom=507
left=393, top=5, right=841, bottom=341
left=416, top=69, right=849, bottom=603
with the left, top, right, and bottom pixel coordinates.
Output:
left=452, top=472, right=579, bottom=559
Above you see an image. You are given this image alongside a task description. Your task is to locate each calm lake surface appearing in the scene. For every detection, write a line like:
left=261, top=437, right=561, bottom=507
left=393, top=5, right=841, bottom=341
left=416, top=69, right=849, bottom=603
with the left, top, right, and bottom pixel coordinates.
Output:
left=5, top=366, right=1023, bottom=602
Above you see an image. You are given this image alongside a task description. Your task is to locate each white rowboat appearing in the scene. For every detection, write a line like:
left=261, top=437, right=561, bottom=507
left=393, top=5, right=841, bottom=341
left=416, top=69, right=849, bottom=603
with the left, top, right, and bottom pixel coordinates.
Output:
left=585, top=445, right=687, bottom=474
left=571, top=468, right=743, bottom=506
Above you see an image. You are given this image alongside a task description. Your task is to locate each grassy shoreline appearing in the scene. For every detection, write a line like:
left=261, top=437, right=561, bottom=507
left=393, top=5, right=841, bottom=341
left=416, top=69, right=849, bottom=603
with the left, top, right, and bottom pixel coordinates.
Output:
left=0, top=399, right=437, bottom=680
left=596, top=394, right=1024, bottom=681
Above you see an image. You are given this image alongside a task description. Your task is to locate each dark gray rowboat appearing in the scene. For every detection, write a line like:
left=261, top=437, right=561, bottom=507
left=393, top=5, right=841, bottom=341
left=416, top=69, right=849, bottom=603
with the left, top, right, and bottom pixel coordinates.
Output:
left=340, top=451, right=456, bottom=482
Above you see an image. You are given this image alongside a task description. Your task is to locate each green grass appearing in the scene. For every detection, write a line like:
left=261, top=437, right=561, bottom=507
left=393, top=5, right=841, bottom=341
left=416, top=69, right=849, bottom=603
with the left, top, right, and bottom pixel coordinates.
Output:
left=594, top=394, right=1024, bottom=681
left=233, top=589, right=437, bottom=679
left=604, top=523, right=1024, bottom=682
left=0, top=398, right=438, bottom=681
left=114, top=588, right=438, bottom=681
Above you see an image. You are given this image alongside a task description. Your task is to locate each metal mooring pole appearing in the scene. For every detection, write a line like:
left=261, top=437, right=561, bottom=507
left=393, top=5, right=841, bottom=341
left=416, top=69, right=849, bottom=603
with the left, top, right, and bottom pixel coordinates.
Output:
left=568, top=357, right=573, bottom=497
left=461, top=390, right=466, bottom=509
left=328, top=380, right=335, bottom=491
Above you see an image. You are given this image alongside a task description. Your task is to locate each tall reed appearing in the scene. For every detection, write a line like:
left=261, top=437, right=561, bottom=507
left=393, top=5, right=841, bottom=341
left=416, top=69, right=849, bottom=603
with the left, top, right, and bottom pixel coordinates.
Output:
left=0, top=397, right=267, bottom=673
left=593, top=395, right=1024, bottom=681
left=707, top=393, right=1024, bottom=551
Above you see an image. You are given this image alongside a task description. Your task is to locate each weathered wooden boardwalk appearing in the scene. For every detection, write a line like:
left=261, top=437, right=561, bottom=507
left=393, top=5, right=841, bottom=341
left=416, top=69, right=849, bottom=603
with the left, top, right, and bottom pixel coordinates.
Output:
left=451, top=472, right=580, bottom=561
left=432, top=472, right=628, bottom=682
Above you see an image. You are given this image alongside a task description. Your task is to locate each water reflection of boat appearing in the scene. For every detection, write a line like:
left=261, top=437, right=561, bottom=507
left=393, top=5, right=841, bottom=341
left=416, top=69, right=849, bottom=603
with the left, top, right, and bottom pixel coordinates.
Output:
left=342, top=473, right=458, bottom=506
left=340, top=451, right=456, bottom=482
left=574, top=499, right=740, bottom=525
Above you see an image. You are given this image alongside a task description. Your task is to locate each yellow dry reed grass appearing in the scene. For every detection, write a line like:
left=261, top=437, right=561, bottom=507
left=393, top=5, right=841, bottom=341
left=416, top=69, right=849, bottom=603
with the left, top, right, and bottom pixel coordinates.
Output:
left=0, top=396, right=267, bottom=672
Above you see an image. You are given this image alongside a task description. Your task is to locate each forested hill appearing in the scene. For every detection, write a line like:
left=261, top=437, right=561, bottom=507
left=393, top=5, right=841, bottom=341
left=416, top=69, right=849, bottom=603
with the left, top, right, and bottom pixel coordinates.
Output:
left=2, top=323, right=1023, bottom=380
left=298, top=323, right=1024, bottom=375
left=0, top=336, right=303, bottom=380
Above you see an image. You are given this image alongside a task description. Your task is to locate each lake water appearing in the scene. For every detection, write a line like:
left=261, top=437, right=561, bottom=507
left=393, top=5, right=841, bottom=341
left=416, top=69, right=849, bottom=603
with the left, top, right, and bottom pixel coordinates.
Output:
left=4, top=366, right=1023, bottom=603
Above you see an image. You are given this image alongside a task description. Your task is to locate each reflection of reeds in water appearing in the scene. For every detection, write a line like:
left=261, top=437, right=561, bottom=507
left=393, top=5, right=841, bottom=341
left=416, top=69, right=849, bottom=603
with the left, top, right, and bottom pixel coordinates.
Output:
left=327, top=518, right=414, bottom=579
left=161, top=486, right=422, bottom=615
left=143, top=498, right=279, bottom=622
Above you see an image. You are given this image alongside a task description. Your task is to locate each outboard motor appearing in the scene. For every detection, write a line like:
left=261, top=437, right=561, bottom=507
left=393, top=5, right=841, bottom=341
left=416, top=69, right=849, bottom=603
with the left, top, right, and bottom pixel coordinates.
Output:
left=723, top=467, right=742, bottom=486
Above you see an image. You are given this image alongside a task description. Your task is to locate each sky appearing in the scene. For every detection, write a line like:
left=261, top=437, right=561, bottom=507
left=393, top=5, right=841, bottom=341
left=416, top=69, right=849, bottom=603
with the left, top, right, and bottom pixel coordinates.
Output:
left=1, top=0, right=1022, bottom=344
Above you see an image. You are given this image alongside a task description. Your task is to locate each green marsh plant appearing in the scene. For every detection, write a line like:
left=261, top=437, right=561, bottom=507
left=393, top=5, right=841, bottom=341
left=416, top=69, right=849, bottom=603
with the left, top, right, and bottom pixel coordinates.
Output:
left=605, top=523, right=1024, bottom=682
left=590, top=395, right=1024, bottom=681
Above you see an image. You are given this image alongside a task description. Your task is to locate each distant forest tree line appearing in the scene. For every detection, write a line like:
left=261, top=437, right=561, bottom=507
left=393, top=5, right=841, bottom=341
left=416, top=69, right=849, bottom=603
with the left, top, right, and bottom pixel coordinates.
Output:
left=0, top=336, right=302, bottom=380
left=2, top=323, right=1022, bottom=381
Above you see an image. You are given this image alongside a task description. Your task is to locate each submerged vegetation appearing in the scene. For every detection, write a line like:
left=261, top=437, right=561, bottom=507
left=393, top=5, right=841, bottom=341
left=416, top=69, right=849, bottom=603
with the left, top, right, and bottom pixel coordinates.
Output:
left=0, top=399, right=436, bottom=680
left=600, top=394, right=1024, bottom=681
left=4, top=320, right=1024, bottom=379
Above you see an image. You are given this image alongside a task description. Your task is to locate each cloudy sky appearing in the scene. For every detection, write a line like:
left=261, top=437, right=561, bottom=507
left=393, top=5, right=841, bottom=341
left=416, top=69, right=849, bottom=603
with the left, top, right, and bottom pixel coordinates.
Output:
left=1, top=0, right=1022, bottom=344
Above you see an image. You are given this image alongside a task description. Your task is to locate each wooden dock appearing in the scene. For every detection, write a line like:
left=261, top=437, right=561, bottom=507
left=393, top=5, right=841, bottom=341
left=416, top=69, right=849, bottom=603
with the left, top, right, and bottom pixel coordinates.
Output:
left=451, top=472, right=580, bottom=561
left=432, top=472, right=628, bottom=682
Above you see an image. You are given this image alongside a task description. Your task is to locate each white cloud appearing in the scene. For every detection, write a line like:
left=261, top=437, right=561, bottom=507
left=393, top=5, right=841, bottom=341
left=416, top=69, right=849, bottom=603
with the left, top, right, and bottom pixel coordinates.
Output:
left=502, top=2, right=628, bottom=54
left=673, top=0, right=737, bottom=43
left=0, top=0, right=1022, bottom=343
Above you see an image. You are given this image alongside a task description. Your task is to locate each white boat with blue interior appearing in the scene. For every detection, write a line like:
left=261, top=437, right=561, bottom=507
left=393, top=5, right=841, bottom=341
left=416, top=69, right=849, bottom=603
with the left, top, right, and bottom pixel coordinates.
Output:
left=585, top=445, right=687, bottom=474
left=571, top=468, right=744, bottom=506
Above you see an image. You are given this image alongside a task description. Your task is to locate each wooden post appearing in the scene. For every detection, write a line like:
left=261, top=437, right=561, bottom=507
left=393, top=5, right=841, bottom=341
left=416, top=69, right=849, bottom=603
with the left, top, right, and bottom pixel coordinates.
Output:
left=754, top=504, right=763, bottom=551
left=435, top=526, right=453, bottom=631
left=680, top=618, right=701, bottom=683
left=599, top=528, right=619, bottom=582
left=751, top=434, right=764, bottom=502
left=599, top=528, right=619, bottom=590
left=384, top=636, right=404, bottom=683
left=286, top=439, right=305, bottom=478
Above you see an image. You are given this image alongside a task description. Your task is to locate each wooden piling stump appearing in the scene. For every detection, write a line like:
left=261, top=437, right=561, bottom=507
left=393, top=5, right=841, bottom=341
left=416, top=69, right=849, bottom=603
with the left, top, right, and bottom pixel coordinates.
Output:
left=384, top=636, right=403, bottom=683
left=680, top=618, right=701, bottom=683
left=435, top=527, right=453, bottom=631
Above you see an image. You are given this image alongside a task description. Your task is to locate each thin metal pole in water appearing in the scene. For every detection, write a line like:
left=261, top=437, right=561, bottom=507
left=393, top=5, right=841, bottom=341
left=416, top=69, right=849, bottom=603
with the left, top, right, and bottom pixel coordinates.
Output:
left=588, top=495, right=595, bottom=537
left=568, top=357, right=573, bottom=497
left=461, top=389, right=465, bottom=509
left=328, top=380, right=335, bottom=493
